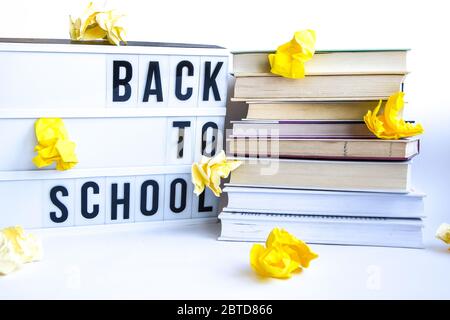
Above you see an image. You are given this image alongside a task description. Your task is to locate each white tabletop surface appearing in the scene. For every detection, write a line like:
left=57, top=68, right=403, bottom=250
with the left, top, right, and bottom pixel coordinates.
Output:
left=0, top=220, right=449, bottom=300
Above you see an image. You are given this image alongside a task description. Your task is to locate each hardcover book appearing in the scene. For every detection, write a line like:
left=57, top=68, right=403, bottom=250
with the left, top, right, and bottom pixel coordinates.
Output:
left=233, top=74, right=405, bottom=100
left=245, top=101, right=395, bottom=120
left=233, top=49, right=409, bottom=76
left=227, top=137, right=419, bottom=160
left=231, top=120, right=375, bottom=138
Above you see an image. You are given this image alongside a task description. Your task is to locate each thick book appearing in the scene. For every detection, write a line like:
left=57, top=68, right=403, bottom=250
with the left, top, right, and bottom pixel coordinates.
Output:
left=233, top=49, right=409, bottom=76
left=224, top=186, right=425, bottom=218
left=245, top=101, right=395, bottom=120
left=227, top=137, right=420, bottom=161
left=233, top=74, right=405, bottom=101
left=231, top=120, right=375, bottom=138
left=218, top=211, right=424, bottom=249
left=229, top=158, right=411, bottom=193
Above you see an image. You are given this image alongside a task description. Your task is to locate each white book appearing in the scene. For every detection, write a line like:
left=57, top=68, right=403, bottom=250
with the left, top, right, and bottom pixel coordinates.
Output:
left=219, top=211, right=424, bottom=249
left=224, top=186, right=425, bottom=218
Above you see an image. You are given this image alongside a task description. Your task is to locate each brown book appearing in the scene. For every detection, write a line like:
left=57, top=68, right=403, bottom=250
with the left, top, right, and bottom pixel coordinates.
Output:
left=229, top=158, right=411, bottom=193
left=245, top=101, right=400, bottom=120
left=227, top=137, right=419, bottom=161
left=233, top=74, right=405, bottom=101
left=231, top=120, right=375, bottom=138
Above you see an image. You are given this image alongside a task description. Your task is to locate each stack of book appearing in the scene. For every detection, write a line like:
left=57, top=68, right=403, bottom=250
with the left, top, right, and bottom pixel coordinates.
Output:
left=219, top=49, right=425, bottom=248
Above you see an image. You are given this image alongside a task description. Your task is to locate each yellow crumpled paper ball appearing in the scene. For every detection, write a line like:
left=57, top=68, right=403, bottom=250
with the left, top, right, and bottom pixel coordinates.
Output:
left=266, top=228, right=318, bottom=268
left=191, top=150, right=242, bottom=197
left=364, top=92, right=424, bottom=139
left=436, top=223, right=450, bottom=247
left=250, top=244, right=300, bottom=279
left=268, top=29, right=316, bottom=79
left=0, top=233, right=22, bottom=275
left=250, top=228, right=318, bottom=279
left=70, top=1, right=127, bottom=46
left=33, top=118, right=78, bottom=171
left=0, top=226, right=42, bottom=276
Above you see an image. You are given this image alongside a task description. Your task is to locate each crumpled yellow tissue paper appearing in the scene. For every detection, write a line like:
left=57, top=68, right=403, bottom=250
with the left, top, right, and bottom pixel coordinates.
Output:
left=0, top=226, right=42, bottom=275
left=266, top=228, right=318, bottom=268
left=268, top=30, right=316, bottom=79
left=436, top=223, right=450, bottom=247
left=33, top=118, right=78, bottom=171
left=192, top=150, right=242, bottom=197
left=0, top=233, right=22, bottom=275
left=364, top=92, right=424, bottom=139
left=250, top=228, right=318, bottom=279
left=70, top=1, right=127, bottom=46
left=250, top=244, right=300, bottom=279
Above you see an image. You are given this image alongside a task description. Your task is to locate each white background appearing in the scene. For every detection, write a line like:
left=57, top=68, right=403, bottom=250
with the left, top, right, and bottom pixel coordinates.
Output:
left=0, top=0, right=449, bottom=299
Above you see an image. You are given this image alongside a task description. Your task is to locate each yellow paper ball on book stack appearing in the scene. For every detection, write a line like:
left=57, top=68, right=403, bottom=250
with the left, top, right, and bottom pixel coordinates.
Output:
left=220, top=32, right=425, bottom=249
